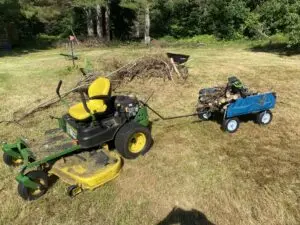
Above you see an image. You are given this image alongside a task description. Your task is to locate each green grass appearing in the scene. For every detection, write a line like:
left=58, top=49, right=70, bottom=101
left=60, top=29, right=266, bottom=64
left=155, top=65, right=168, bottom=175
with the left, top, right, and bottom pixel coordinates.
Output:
left=0, top=43, right=299, bottom=225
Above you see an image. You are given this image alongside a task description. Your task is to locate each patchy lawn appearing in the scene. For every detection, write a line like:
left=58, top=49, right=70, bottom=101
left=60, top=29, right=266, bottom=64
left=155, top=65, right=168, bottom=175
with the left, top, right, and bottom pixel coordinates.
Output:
left=0, top=44, right=299, bottom=225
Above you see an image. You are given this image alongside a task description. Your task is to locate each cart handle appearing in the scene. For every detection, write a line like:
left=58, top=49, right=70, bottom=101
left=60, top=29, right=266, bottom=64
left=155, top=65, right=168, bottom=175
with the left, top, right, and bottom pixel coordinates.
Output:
left=140, top=101, right=198, bottom=120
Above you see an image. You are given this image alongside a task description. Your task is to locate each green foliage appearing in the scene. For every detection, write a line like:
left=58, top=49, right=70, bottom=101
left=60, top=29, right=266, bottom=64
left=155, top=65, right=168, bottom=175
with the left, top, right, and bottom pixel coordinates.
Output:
left=288, top=23, right=300, bottom=45
left=243, top=12, right=263, bottom=38
left=286, top=1, right=300, bottom=45
left=160, top=34, right=218, bottom=46
left=257, top=0, right=300, bottom=45
left=19, top=0, right=73, bottom=36
left=73, top=0, right=106, bottom=7
left=0, top=0, right=21, bottom=27
left=205, top=0, right=250, bottom=39
left=1, top=0, right=300, bottom=46
left=269, top=33, right=289, bottom=43
left=151, top=0, right=251, bottom=39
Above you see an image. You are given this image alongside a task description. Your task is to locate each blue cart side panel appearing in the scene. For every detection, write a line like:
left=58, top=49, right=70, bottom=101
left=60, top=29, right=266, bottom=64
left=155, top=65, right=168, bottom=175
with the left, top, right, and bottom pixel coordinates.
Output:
left=226, top=92, right=276, bottom=118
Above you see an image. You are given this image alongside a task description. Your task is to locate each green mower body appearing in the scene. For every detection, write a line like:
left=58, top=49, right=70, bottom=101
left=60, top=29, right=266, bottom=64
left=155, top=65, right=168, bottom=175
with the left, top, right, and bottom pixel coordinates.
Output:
left=2, top=95, right=152, bottom=200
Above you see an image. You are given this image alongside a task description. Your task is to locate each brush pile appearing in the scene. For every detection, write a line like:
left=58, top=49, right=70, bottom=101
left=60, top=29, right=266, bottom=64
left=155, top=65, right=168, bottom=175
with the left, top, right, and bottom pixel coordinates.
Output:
left=77, top=54, right=188, bottom=91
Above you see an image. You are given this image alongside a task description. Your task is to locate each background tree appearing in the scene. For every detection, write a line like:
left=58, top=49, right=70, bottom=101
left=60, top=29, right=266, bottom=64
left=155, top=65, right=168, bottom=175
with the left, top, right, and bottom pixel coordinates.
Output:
left=1, top=0, right=300, bottom=47
left=121, top=0, right=153, bottom=44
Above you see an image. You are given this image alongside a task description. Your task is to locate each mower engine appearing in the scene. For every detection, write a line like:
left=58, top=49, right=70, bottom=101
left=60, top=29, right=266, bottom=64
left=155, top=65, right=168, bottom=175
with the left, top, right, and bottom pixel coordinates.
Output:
left=114, top=96, right=140, bottom=119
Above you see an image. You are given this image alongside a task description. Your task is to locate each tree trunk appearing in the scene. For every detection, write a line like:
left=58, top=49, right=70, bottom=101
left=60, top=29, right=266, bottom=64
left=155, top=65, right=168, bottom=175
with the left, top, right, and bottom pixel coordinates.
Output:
left=134, top=20, right=140, bottom=38
left=85, top=8, right=94, bottom=37
left=144, top=5, right=150, bottom=45
left=96, top=4, right=103, bottom=40
left=105, top=1, right=111, bottom=42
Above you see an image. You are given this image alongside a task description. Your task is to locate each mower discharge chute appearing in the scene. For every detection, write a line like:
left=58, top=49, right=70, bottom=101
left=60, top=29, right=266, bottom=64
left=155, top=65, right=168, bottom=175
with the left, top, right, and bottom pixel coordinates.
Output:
left=2, top=77, right=153, bottom=200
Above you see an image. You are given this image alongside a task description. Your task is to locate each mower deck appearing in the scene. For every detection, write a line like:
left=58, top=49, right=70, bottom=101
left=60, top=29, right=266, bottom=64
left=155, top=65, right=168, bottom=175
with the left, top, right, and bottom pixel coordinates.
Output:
left=49, top=149, right=122, bottom=191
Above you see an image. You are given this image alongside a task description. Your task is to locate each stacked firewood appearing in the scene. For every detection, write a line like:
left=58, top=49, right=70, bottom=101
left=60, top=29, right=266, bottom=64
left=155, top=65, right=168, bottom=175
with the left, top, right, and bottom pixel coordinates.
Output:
left=197, top=86, right=241, bottom=113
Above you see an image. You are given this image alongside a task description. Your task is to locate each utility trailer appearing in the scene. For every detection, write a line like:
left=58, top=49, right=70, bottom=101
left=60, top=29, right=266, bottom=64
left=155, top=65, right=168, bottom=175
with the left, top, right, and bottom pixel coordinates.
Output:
left=197, top=77, right=277, bottom=133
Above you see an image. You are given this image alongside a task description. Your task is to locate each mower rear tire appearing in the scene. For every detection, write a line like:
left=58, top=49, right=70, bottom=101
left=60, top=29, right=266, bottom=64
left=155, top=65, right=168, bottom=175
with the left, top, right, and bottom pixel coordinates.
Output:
left=3, top=153, right=23, bottom=167
left=18, top=171, right=49, bottom=201
left=256, top=110, right=273, bottom=125
left=115, top=122, right=152, bottom=159
left=222, top=117, right=240, bottom=133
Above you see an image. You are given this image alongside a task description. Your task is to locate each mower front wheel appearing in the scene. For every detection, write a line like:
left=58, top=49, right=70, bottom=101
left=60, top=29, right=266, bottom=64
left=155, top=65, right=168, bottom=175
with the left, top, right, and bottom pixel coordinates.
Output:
left=3, top=153, right=23, bottom=167
left=18, top=171, right=49, bottom=201
left=115, top=122, right=152, bottom=159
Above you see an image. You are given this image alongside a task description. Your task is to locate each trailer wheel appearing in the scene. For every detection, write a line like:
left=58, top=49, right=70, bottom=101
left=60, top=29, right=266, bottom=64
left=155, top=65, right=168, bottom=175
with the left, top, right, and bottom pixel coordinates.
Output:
left=256, top=110, right=273, bottom=125
left=115, top=122, right=152, bottom=159
left=18, top=171, right=49, bottom=201
left=3, top=153, right=23, bottom=167
left=198, top=111, right=212, bottom=121
left=222, top=117, right=240, bottom=133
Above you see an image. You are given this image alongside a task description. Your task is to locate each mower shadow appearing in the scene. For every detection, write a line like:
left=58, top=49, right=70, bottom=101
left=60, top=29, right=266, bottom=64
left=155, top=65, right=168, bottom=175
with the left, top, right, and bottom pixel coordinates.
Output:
left=48, top=174, right=59, bottom=189
left=157, top=207, right=215, bottom=225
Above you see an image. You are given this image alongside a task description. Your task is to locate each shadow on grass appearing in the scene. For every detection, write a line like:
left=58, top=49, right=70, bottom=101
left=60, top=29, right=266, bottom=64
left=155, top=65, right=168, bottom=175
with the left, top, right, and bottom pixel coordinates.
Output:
left=48, top=174, right=59, bottom=189
left=157, top=207, right=215, bottom=225
left=190, top=112, right=258, bottom=132
left=0, top=46, right=51, bottom=58
left=249, top=42, right=300, bottom=56
left=0, top=38, right=58, bottom=58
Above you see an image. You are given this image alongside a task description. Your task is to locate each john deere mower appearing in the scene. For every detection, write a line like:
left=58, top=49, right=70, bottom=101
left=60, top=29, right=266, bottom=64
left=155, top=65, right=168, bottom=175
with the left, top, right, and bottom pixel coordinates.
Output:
left=2, top=77, right=153, bottom=200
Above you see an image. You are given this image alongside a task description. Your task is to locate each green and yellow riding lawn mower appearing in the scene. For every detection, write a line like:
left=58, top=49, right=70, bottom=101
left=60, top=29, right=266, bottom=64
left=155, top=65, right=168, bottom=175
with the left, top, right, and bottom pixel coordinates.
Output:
left=2, top=77, right=153, bottom=200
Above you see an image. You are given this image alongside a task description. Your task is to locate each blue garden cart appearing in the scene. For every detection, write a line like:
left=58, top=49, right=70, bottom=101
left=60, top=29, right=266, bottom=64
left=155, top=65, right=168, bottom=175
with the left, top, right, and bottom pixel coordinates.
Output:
left=222, top=91, right=276, bottom=132
left=197, top=77, right=277, bottom=133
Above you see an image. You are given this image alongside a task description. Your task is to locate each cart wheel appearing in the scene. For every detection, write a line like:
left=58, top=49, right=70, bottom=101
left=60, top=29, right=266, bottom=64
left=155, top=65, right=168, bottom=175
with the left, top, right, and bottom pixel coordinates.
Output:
left=222, top=117, right=240, bottom=133
left=3, top=153, right=23, bottom=167
left=115, top=121, right=152, bottom=159
left=198, top=111, right=212, bottom=121
left=18, top=171, right=49, bottom=201
left=256, top=110, right=273, bottom=125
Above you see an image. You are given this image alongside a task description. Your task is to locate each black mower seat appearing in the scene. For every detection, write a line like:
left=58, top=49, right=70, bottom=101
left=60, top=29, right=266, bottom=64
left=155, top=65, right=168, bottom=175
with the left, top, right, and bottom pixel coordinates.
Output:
left=69, top=77, right=111, bottom=120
